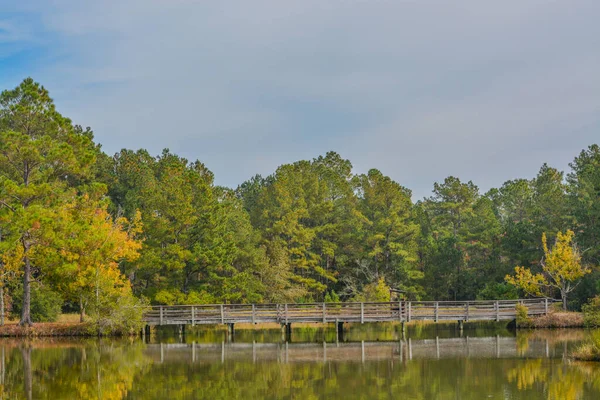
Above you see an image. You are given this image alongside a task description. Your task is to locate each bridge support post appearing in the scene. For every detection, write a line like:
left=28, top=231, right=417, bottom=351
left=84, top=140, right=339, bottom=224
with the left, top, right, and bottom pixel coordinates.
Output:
left=336, top=320, right=344, bottom=342
left=284, top=323, right=292, bottom=342
left=145, top=324, right=151, bottom=340
left=401, top=322, right=406, bottom=340
left=227, top=323, right=235, bottom=342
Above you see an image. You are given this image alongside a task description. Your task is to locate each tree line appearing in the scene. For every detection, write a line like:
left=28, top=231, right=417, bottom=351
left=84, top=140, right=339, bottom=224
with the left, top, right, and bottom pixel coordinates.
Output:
left=1, top=78, right=599, bottom=329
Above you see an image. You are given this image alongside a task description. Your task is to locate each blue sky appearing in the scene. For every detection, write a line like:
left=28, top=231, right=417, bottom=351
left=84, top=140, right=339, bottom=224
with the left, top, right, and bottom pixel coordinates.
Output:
left=1, top=1, right=599, bottom=200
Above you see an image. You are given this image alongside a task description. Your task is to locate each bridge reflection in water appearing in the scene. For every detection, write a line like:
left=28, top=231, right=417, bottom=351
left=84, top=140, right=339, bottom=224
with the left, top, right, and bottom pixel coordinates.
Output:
left=147, top=336, right=566, bottom=364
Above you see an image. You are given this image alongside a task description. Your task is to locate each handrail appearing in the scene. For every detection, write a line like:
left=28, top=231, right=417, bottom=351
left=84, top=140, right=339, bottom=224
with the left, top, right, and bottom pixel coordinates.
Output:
left=142, top=298, right=560, bottom=326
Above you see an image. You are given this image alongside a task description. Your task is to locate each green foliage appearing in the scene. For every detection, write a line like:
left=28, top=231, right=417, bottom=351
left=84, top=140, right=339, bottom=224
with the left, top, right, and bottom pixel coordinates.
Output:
left=324, top=290, right=340, bottom=303
left=582, top=296, right=600, bottom=328
left=154, top=289, right=214, bottom=305
left=0, top=78, right=97, bottom=325
left=2, top=78, right=600, bottom=329
left=11, top=284, right=63, bottom=323
left=477, top=283, right=519, bottom=300
left=353, top=277, right=391, bottom=302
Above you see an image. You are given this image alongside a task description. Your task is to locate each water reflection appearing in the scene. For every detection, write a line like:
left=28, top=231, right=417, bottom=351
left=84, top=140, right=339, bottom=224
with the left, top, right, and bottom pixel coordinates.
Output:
left=146, top=335, right=570, bottom=364
left=0, top=330, right=597, bottom=399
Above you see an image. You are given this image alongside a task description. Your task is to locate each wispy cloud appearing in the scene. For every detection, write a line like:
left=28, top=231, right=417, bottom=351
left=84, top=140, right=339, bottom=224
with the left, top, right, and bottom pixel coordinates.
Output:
left=1, top=0, right=599, bottom=199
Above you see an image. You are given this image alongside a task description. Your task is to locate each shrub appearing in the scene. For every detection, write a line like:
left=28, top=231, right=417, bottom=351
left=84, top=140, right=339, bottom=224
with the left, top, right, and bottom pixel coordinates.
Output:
left=89, top=291, right=148, bottom=336
left=582, top=296, right=600, bottom=328
left=515, top=303, right=530, bottom=327
left=11, top=283, right=63, bottom=323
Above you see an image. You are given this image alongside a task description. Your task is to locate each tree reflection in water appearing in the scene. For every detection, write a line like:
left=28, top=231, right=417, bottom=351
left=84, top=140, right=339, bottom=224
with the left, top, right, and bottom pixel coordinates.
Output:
left=0, top=331, right=597, bottom=399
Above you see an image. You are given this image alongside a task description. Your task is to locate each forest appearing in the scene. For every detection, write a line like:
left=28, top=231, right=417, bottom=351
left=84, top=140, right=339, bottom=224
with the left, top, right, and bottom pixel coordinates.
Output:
left=1, top=78, right=599, bottom=330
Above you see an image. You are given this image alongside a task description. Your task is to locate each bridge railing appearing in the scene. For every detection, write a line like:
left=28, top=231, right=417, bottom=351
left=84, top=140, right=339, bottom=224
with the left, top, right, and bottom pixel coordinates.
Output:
left=143, top=298, right=558, bottom=326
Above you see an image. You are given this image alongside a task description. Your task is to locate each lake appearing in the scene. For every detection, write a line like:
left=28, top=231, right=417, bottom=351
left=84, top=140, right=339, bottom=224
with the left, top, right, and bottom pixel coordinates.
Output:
left=1, top=326, right=599, bottom=399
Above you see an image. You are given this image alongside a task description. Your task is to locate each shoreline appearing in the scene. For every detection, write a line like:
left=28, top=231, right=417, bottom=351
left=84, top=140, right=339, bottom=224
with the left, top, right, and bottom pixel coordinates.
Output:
left=0, top=312, right=585, bottom=337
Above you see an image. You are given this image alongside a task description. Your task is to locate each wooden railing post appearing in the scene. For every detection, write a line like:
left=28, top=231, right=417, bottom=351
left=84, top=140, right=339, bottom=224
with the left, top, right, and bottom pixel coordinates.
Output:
left=159, top=306, right=164, bottom=326
left=466, top=302, right=469, bottom=322
left=285, top=304, right=288, bottom=324
left=495, top=301, right=499, bottom=322
left=322, top=303, right=326, bottom=323
left=252, top=304, right=256, bottom=324
left=191, top=306, right=195, bottom=326
left=220, top=304, right=224, bottom=324
left=360, top=303, right=364, bottom=324
left=544, top=298, right=549, bottom=315
left=434, top=302, right=439, bottom=322
left=407, top=302, right=412, bottom=322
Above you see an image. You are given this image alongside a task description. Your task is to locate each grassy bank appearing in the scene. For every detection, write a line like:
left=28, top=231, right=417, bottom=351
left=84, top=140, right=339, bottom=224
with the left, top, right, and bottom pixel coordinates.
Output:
left=518, top=312, right=584, bottom=329
left=0, top=315, right=99, bottom=337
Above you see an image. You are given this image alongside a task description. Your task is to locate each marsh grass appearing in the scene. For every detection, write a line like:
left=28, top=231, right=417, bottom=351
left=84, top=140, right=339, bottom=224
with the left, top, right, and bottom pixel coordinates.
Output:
left=572, top=330, right=600, bottom=361
left=518, top=312, right=583, bottom=328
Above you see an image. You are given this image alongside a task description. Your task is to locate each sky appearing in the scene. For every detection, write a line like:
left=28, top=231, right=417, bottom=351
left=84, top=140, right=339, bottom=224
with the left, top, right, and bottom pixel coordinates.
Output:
left=1, top=1, right=599, bottom=200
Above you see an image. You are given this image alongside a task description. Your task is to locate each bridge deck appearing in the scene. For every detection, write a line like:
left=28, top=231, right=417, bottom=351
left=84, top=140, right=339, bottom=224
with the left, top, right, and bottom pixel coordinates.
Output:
left=143, top=299, right=556, bottom=326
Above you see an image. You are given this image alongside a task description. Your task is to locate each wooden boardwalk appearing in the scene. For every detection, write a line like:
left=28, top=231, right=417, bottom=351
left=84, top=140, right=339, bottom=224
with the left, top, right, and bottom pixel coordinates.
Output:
left=143, top=298, right=556, bottom=326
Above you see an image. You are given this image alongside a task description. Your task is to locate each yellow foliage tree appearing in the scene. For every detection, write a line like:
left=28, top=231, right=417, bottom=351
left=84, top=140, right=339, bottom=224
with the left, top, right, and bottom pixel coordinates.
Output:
left=54, top=192, right=142, bottom=325
left=505, top=230, right=590, bottom=310
left=353, top=277, right=391, bottom=302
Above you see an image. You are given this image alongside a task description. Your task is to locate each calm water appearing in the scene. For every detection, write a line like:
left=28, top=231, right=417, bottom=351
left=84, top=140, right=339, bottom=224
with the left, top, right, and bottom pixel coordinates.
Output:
left=2, top=327, right=599, bottom=399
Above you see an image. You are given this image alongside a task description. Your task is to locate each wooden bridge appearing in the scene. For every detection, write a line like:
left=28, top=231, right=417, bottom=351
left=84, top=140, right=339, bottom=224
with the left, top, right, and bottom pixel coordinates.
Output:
left=143, top=298, right=556, bottom=329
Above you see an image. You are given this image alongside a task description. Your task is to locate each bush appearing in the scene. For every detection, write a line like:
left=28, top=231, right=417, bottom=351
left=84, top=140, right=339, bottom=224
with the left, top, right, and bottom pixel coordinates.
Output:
left=582, top=296, right=600, bottom=328
left=515, top=303, right=530, bottom=327
left=11, top=284, right=63, bottom=322
left=89, top=291, right=148, bottom=336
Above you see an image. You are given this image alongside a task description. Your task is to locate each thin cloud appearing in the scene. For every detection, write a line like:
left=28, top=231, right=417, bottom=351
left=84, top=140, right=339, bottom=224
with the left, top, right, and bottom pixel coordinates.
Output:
left=0, top=0, right=599, bottom=200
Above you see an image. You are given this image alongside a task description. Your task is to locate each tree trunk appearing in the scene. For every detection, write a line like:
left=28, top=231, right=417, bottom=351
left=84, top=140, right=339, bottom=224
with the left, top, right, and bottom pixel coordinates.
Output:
left=19, top=254, right=32, bottom=326
left=561, top=291, right=568, bottom=311
left=79, top=296, right=86, bottom=323
left=21, top=346, right=32, bottom=400
left=0, top=285, right=4, bottom=326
